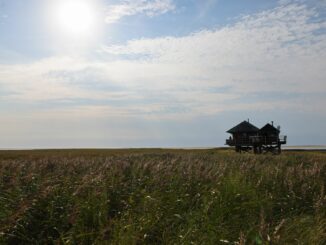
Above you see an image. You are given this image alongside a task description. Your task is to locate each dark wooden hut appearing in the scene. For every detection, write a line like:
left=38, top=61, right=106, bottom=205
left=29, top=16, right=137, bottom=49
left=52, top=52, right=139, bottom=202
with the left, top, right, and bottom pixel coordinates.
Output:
left=225, top=120, right=259, bottom=152
left=259, top=122, right=280, bottom=143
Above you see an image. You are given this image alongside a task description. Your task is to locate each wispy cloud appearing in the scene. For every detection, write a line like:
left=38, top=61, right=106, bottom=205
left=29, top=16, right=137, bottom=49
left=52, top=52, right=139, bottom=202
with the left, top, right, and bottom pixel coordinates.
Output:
left=105, top=0, right=175, bottom=24
left=103, top=3, right=326, bottom=94
left=1, top=2, right=325, bottom=121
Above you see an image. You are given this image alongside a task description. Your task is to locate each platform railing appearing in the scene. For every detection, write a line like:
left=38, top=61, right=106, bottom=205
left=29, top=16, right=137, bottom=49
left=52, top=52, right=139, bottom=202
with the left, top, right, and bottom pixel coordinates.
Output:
left=279, top=135, right=287, bottom=144
left=226, top=135, right=287, bottom=146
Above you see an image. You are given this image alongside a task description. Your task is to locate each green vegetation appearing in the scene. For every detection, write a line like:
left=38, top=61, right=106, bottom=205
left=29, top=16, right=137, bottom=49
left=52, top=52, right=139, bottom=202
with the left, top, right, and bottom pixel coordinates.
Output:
left=0, top=149, right=325, bottom=244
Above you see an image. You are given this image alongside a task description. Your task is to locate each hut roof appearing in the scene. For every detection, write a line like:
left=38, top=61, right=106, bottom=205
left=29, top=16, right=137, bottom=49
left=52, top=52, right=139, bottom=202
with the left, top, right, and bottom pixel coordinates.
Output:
left=227, top=121, right=259, bottom=134
left=259, top=123, right=280, bottom=133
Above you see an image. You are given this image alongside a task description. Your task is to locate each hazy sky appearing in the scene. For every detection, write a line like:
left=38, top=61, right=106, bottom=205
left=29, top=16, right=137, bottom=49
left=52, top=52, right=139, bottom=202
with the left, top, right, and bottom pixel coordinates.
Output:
left=0, top=0, right=325, bottom=148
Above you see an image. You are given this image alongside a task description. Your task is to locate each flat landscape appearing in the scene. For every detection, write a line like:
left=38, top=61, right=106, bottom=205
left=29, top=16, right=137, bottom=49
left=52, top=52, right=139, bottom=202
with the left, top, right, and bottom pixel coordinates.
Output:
left=0, top=149, right=325, bottom=244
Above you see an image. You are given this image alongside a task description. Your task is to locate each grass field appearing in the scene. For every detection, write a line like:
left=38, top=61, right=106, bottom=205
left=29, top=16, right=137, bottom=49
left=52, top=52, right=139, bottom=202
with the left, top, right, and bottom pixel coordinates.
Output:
left=0, top=149, right=325, bottom=244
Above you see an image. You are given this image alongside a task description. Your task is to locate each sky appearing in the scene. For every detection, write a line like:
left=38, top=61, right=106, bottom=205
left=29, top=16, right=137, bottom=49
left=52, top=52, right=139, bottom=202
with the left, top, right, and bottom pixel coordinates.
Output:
left=0, top=0, right=325, bottom=148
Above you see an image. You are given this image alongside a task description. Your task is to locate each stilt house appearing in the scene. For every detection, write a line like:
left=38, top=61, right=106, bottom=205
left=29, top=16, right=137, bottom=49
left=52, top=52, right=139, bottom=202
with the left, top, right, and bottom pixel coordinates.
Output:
left=226, top=120, right=287, bottom=154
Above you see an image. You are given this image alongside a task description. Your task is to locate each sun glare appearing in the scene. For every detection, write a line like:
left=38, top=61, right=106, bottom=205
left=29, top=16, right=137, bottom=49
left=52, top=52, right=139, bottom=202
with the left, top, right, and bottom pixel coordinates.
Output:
left=51, top=0, right=98, bottom=37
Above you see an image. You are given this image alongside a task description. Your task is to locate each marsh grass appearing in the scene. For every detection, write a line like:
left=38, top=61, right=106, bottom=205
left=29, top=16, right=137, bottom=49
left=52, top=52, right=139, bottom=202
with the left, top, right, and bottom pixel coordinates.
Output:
left=0, top=149, right=325, bottom=244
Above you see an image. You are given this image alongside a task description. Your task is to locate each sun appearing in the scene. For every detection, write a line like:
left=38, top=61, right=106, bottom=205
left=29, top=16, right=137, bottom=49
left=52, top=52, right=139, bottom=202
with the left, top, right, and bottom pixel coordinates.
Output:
left=46, top=0, right=104, bottom=52
left=51, top=0, right=97, bottom=37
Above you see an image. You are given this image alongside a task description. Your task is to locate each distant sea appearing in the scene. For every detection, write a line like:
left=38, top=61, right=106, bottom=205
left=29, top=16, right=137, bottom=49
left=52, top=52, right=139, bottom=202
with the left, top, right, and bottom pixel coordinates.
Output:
left=1, top=146, right=326, bottom=151
left=283, top=145, right=326, bottom=150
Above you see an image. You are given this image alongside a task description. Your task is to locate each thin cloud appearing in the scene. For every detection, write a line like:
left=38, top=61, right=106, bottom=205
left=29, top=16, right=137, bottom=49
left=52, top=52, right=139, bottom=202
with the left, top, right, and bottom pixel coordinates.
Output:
left=103, top=3, right=326, bottom=94
left=1, top=3, right=325, bottom=120
left=105, top=0, right=175, bottom=24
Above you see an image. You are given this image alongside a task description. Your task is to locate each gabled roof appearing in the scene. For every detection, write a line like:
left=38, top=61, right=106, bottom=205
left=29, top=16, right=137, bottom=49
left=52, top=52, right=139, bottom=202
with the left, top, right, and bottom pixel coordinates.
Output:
left=227, top=121, right=259, bottom=134
left=259, top=123, right=280, bottom=133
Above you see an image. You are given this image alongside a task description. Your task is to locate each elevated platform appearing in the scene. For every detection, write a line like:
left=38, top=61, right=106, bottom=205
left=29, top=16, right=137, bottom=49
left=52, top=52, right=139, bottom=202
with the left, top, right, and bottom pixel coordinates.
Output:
left=225, top=136, right=287, bottom=154
left=226, top=136, right=287, bottom=146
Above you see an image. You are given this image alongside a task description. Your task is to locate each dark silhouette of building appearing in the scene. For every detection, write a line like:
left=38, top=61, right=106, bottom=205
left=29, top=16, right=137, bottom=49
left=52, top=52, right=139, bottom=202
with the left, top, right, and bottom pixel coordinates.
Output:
left=226, top=120, right=287, bottom=154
